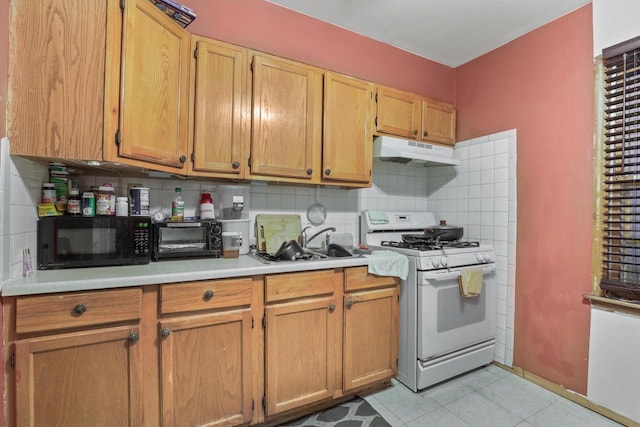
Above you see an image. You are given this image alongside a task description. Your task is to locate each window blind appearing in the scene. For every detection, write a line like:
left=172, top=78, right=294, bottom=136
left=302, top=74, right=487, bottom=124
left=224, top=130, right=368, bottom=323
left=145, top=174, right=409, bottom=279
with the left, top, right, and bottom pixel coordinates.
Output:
left=601, top=35, right=640, bottom=299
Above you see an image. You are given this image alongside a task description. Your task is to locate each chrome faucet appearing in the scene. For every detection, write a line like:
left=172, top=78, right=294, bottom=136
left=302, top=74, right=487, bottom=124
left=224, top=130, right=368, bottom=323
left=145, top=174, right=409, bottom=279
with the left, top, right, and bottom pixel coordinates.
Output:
left=300, top=226, right=336, bottom=248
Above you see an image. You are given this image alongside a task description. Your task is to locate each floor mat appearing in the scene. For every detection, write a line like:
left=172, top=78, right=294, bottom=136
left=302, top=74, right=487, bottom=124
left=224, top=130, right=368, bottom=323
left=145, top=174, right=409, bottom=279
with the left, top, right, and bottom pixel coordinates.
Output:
left=278, top=397, right=391, bottom=427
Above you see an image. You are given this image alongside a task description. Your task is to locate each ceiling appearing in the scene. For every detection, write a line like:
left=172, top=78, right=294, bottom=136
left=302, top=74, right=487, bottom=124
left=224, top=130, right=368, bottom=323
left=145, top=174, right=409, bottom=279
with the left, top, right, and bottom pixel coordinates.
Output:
left=266, top=0, right=591, bottom=67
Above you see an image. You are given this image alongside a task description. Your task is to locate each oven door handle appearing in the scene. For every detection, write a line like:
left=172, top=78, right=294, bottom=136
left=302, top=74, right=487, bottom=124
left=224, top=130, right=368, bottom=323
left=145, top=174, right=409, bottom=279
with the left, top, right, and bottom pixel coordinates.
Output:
left=420, top=264, right=495, bottom=281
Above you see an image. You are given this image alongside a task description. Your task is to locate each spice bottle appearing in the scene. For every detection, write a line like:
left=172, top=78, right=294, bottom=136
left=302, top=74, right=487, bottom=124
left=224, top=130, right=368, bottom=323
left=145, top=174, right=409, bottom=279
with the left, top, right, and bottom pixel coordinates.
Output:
left=171, top=187, right=184, bottom=222
left=67, top=188, right=82, bottom=215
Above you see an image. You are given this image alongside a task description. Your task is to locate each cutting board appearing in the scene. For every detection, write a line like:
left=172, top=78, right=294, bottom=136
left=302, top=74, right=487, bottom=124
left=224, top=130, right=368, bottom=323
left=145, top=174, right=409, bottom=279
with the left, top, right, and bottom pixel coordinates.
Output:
left=255, top=214, right=302, bottom=254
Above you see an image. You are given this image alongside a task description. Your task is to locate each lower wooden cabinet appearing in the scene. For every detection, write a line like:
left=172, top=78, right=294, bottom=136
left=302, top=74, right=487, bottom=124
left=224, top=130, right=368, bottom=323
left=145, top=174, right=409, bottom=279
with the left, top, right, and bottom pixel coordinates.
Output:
left=159, top=309, right=253, bottom=426
left=5, top=268, right=398, bottom=426
left=15, top=325, right=143, bottom=427
left=343, top=267, right=399, bottom=392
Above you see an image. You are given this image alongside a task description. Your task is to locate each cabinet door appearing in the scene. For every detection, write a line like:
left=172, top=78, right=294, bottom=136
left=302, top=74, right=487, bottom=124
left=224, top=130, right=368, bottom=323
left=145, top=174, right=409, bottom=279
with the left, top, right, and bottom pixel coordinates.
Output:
left=265, top=296, right=338, bottom=415
left=15, top=325, right=143, bottom=427
left=159, top=309, right=253, bottom=426
left=7, top=0, right=115, bottom=160
left=323, top=72, right=373, bottom=185
left=375, top=86, right=421, bottom=139
left=422, top=99, right=456, bottom=145
left=250, top=54, right=322, bottom=181
left=191, top=38, right=248, bottom=177
left=118, top=0, right=190, bottom=171
left=343, top=286, right=399, bottom=392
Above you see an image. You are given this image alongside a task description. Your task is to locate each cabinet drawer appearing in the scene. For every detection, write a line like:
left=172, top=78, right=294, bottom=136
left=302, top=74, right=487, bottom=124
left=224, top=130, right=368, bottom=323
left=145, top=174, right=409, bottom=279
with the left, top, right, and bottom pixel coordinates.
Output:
left=16, top=288, right=142, bottom=334
left=160, top=278, right=253, bottom=314
left=345, top=267, right=399, bottom=292
left=266, top=270, right=335, bottom=303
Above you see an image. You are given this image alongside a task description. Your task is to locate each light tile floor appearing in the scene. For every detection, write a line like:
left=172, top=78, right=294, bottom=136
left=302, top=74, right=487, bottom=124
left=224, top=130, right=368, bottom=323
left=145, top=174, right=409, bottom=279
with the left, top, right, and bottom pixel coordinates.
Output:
left=363, top=365, right=625, bottom=427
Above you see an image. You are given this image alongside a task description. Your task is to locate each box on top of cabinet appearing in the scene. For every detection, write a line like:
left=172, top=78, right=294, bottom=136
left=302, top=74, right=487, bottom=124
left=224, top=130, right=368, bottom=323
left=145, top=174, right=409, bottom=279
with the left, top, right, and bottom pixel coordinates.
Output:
left=150, top=0, right=196, bottom=27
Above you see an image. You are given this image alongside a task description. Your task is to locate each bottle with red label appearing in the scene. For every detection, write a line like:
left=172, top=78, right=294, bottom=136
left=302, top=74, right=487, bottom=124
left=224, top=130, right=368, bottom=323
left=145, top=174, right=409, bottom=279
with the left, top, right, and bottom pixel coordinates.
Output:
left=200, top=192, right=215, bottom=219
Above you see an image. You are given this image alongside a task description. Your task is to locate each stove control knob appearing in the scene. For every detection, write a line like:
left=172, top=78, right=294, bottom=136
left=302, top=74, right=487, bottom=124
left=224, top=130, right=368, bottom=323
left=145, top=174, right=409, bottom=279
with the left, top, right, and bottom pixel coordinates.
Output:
left=476, top=253, right=484, bottom=262
left=484, top=252, right=492, bottom=262
left=431, top=257, right=440, bottom=267
left=440, top=256, right=448, bottom=267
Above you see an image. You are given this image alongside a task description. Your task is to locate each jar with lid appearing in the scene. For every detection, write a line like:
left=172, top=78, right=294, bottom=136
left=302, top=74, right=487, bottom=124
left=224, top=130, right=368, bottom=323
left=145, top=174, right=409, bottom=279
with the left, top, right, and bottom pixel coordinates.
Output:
left=67, top=188, right=82, bottom=215
left=41, top=183, right=56, bottom=203
left=116, top=197, right=129, bottom=217
left=96, top=183, right=116, bottom=215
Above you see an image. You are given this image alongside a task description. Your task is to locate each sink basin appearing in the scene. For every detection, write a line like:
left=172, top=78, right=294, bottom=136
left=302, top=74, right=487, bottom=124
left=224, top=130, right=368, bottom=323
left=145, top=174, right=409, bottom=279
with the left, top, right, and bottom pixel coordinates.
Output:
left=249, top=244, right=361, bottom=264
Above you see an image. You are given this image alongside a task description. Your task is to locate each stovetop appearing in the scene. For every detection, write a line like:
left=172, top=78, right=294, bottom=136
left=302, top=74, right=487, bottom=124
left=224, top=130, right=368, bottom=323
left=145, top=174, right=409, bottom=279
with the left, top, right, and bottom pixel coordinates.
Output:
left=360, top=210, right=495, bottom=270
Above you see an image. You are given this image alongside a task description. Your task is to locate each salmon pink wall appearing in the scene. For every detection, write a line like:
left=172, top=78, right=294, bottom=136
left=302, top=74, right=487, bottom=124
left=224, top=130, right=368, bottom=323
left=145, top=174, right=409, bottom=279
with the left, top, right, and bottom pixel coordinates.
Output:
left=455, top=5, right=594, bottom=394
left=180, top=0, right=454, bottom=102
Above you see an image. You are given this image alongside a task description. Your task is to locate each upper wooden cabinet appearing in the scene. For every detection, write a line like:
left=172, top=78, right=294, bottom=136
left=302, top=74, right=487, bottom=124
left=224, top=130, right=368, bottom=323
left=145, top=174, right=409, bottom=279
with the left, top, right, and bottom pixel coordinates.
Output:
left=422, top=99, right=456, bottom=146
left=375, top=86, right=422, bottom=139
left=249, top=53, right=323, bottom=182
left=7, top=0, right=117, bottom=160
left=115, top=0, right=191, bottom=172
left=189, top=36, right=250, bottom=178
left=375, top=85, right=457, bottom=146
left=323, top=72, right=374, bottom=185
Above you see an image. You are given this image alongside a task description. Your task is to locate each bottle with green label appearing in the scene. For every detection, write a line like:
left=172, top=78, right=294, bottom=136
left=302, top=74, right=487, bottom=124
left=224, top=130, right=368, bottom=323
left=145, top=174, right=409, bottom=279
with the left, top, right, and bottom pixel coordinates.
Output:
left=171, top=187, right=184, bottom=222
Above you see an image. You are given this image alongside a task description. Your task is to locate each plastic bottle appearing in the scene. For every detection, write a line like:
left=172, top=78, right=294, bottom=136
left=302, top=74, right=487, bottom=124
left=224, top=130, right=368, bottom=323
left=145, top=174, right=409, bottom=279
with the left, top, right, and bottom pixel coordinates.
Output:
left=200, top=192, right=215, bottom=219
left=41, top=183, right=56, bottom=203
left=171, top=187, right=184, bottom=222
left=116, top=197, right=129, bottom=217
left=22, top=249, right=33, bottom=277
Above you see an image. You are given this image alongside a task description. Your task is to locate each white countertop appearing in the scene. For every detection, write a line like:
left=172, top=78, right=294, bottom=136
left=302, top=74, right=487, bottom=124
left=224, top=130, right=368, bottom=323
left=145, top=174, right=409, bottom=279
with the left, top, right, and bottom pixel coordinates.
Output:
left=1, top=255, right=370, bottom=296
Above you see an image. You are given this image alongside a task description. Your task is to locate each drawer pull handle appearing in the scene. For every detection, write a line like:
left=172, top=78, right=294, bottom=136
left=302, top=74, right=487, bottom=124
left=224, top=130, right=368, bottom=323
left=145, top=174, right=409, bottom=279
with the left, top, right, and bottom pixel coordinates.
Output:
left=325, top=168, right=331, bottom=176
left=128, top=332, right=139, bottom=344
left=328, top=304, right=336, bottom=313
left=232, top=161, right=240, bottom=169
left=346, top=300, right=354, bottom=309
left=203, top=290, right=214, bottom=301
left=306, top=168, right=313, bottom=175
left=160, top=327, right=171, bottom=338
left=413, top=129, right=418, bottom=136
left=73, top=304, right=87, bottom=315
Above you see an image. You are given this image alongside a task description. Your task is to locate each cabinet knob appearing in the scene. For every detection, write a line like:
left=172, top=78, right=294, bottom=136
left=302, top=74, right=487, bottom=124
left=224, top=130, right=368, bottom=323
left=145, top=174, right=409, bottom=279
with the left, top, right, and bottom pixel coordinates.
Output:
left=325, top=168, right=331, bottom=176
left=328, top=304, right=336, bottom=313
left=203, top=289, right=214, bottom=301
left=423, top=130, right=429, bottom=137
left=413, top=130, right=418, bottom=136
left=306, top=168, right=313, bottom=176
left=232, top=161, right=240, bottom=169
left=73, top=304, right=87, bottom=315
left=179, top=155, right=187, bottom=164
left=128, top=332, right=140, bottom=344
left=160, top=327, right=171, bottom=337
left=346, top=300, right=354, bottom=309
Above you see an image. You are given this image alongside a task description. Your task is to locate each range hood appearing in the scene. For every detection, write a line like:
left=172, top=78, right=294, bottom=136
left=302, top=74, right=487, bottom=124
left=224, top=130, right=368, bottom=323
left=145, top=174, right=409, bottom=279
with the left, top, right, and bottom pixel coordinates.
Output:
left=373, top=135, right=460, bottom=166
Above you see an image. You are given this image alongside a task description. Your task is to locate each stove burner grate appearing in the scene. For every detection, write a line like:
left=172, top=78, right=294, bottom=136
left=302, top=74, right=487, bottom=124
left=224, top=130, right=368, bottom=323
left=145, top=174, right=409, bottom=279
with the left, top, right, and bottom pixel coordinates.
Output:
left=381, top=238, right=480, bottom=252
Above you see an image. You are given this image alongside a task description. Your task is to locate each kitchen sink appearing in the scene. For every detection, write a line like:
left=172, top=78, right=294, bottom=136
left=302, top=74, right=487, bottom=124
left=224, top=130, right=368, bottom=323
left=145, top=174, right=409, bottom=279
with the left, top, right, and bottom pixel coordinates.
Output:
left=248, top=244, right=363, bottom=264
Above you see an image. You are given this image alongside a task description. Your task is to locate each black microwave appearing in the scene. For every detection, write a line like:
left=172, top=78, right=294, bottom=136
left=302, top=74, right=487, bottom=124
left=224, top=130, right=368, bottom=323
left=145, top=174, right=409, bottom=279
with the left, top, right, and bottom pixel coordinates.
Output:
left=37, top=216, right=152, bottom=270
left=152, top=219, right=222, bottom=260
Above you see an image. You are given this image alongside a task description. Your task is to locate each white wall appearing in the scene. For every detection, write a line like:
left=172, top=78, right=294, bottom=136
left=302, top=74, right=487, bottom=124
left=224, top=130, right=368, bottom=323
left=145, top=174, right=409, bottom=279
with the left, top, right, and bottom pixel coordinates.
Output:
left=426, top=129, right=518, bottom=367
left=588, top=307, right=640, bottom=422
left=593, top=0, right=640, bottom=55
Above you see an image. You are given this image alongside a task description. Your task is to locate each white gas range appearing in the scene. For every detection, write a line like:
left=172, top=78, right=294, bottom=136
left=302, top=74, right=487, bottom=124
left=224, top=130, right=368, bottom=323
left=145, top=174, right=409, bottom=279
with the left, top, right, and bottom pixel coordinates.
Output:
left=361, top=210, right=497, bottom=391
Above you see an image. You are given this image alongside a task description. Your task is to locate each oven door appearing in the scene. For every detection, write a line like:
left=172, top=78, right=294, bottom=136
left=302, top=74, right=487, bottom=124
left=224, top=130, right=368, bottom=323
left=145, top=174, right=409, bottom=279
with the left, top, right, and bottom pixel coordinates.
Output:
left=417, top=264, right=496, bottom=361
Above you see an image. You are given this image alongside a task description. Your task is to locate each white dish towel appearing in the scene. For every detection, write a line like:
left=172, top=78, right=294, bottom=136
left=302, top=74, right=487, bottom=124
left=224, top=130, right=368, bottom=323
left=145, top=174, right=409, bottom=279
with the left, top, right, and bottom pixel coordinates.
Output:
left=365, top=250, right=409, bottom=280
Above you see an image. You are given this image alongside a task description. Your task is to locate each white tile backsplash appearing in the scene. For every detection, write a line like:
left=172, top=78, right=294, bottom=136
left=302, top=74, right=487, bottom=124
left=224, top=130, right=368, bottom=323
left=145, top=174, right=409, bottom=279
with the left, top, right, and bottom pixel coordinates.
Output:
left=428, top=129, right=517, bottom=367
